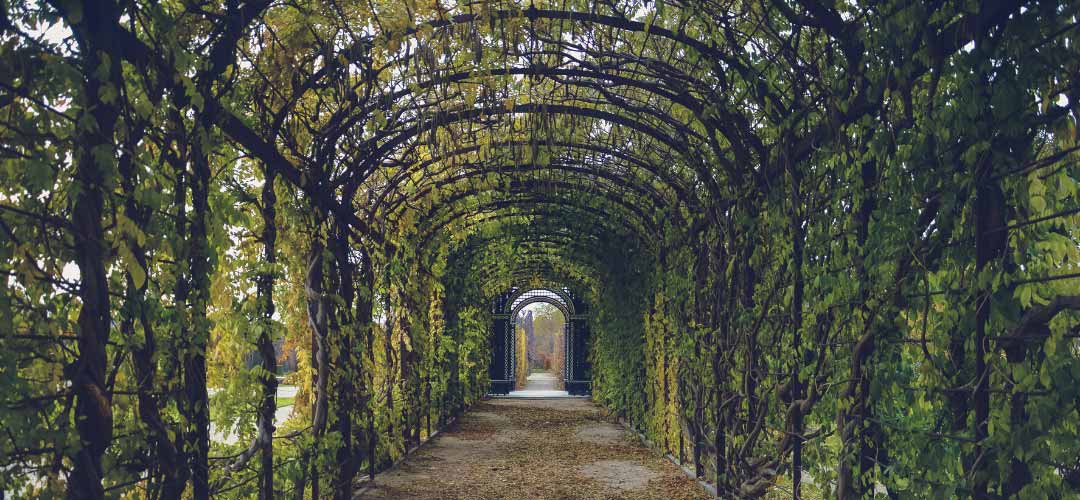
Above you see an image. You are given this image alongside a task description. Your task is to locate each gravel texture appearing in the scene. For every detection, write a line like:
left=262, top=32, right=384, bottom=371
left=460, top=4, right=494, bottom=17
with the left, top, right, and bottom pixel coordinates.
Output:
left=355, top=398, right=709, bottom=500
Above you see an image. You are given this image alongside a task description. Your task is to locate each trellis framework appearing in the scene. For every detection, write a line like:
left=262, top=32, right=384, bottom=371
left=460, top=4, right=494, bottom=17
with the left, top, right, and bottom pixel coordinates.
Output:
left=0, top=1, right=1079, bottom=499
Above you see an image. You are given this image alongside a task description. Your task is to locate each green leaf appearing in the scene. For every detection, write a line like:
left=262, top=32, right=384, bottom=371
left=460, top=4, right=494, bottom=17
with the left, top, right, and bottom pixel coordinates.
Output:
left=98, top=82, right=118, bottom=104
left=1030, top=195, right=1046, bottom=213
left=120, top=245, right=146, bottom=289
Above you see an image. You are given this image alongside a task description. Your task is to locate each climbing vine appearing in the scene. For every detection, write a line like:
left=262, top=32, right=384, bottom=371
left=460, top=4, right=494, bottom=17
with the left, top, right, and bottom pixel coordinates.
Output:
left=1, top=0, right=1079, bottom=499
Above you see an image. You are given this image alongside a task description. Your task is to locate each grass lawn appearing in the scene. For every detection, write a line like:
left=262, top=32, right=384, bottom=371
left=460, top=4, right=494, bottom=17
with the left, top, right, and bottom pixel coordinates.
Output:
left=276, top=395, right=295, bottom=408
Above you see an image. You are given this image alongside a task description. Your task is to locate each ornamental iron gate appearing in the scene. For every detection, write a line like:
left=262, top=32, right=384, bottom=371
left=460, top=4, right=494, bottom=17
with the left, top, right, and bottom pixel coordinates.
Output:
left=488, top=287, right=591, bottom=395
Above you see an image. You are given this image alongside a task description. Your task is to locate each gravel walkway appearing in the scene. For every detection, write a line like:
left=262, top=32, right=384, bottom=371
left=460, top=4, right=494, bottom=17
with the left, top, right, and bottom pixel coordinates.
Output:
left=356, top=398, right=709, bottom=500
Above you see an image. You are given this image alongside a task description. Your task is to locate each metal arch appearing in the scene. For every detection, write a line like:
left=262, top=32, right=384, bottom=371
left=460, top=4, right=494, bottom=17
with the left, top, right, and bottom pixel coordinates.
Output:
left=506, top=288, right=574, bottom=317
left=417, top=188, right=663, bottom=242
left=510, top=295, right=570, bottom=397
left=510, top=296, right=570, bottom=320
left=370, top=139, right=696, bottom=215
left=488, top=286, right=591, bottom=395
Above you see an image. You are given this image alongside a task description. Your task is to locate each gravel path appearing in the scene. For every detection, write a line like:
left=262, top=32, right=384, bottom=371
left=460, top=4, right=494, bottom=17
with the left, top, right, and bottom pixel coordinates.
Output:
left=356, top=398, right=709, bottom=500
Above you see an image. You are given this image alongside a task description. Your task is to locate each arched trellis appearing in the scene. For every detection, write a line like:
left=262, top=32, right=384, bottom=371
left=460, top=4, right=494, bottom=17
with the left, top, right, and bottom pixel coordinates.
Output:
left=346, top=102, right=726, bottom=204
left=7, top=1, right=1078, bottom=499
left=488, top=287, right=591, bottom=395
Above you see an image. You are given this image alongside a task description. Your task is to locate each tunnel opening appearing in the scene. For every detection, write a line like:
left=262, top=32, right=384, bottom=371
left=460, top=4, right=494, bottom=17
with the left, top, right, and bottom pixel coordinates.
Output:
left=489, top=287, right=591, bottom=396
left=513, top=301, right=566, bottom=392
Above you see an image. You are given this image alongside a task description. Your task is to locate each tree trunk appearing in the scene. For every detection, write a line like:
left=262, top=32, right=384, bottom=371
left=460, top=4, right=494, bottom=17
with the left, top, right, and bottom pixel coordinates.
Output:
left=972, top=161, right=1005, bottom=498
left=837, top=159, right=878, bottom=499
left=65, top=1, right=123, bottom=495
left=331, top=222, right=359, bottom=500
left=256, top=169, right=279, bottom=499
left=184, top=119, right=214, bottom=500
left=788, top=160, right=805, bottom=500
left=117, top=107, right=185, bottom=499
left=354, top=249, right=376, bottom=482
left=308, top=237, right=331, bottom=500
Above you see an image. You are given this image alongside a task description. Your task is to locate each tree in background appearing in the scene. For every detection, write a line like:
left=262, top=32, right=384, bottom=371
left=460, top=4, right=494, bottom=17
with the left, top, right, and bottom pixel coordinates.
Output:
left=521, top=304, right=565, bottom=374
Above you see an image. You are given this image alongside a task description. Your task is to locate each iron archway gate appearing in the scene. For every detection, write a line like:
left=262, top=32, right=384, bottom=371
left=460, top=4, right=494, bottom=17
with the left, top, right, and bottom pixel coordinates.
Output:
left=488, top=287, right=591, bottom=395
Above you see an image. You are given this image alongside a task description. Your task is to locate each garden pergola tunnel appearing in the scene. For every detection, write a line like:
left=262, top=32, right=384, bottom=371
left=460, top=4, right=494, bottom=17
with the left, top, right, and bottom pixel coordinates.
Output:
left=1, top=1, right=1079, bottom=499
